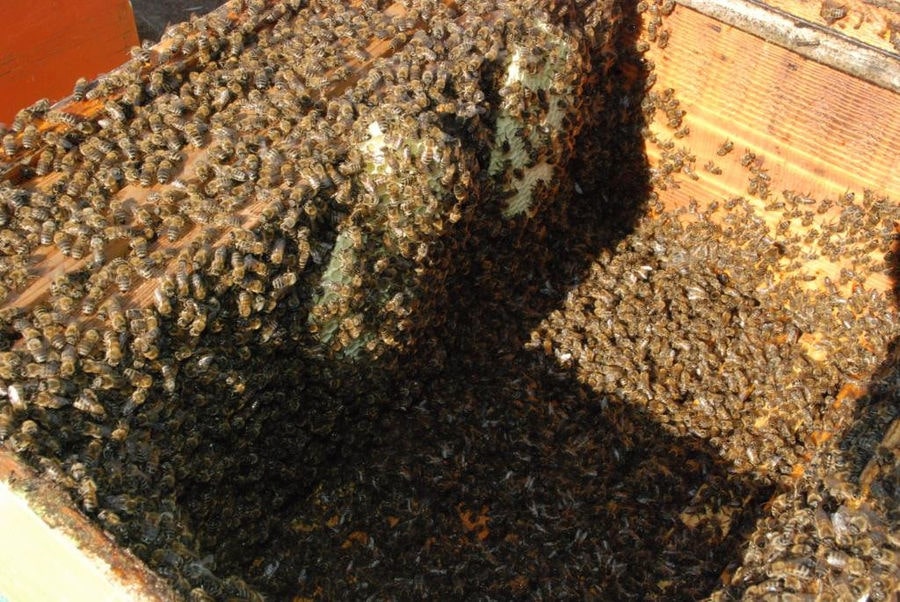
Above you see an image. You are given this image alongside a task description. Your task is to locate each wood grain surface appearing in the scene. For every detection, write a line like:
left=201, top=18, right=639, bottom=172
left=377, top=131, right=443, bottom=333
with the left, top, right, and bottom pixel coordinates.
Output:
left=645, top=2, right=899, bottom=293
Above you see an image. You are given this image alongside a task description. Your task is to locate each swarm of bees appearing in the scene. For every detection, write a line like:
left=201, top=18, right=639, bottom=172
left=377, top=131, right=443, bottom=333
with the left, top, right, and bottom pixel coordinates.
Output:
left=0, top=0, right=620, bottom=598
left=0, top=0, right=897, bottom=599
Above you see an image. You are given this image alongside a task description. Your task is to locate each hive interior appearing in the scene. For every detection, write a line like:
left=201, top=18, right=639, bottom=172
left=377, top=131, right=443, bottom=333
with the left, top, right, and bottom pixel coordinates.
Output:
left=0, top=1, right=898, bottom=600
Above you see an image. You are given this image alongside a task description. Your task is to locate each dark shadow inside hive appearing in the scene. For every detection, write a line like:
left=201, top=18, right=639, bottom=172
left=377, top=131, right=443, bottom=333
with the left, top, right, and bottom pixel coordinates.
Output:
left=160, top=6, right=775, bottom=599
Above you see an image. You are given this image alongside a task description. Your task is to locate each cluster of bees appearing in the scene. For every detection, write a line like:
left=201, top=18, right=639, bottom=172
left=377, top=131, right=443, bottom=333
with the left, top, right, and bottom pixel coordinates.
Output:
left=0, top=0, right=895, bottom=599
left=534, top=189, right=898, bottom=597
left=0, top=0, right=624, bottom=598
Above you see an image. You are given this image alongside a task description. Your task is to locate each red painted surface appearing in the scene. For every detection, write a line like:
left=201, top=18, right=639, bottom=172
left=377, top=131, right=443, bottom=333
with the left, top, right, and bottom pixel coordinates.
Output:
left=0, top=0, right=138, bottom=124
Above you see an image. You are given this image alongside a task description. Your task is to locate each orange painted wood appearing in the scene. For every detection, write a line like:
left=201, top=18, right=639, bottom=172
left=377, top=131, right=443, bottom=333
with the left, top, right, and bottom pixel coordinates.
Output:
left=0, top=0, right=138, bottom=124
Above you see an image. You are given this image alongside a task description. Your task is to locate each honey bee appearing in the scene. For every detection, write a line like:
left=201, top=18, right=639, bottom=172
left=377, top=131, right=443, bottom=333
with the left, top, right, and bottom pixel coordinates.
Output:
left=156, top=160, right=175, bottom=184
left=122, top=163, right=141, bottom=184
left=114, top=261, right=134, bottom=293
left=229, top=250, right=247, bottom=281
left=716, top=139, right=734, bottom=156
left=124, top=367, right=153, bottom=389
left=185, top=120, right=206, bottom=147
left=130, top=235, right=149, bottom=258
left=163, top=215, right=185, bottom=242
left=189, top=312, right=208, bottom=337
left=59, top=344, right=77, bottom=377
left=0, top=407, right=17, bottom=443
left=7, top=383, right=26, bottom=411
left=106, top=299, right=127, bottom=334
left=189, top=273, right=207, bottom=300
left=74, top=388, right=105, bottom=417
left=820, top=1, right=848, bottom=25
left=237, top=290, right=253, bottom=318
left=154, top=286, right=173, bottom=316
left=703, top=161, right=722, bottom=175
left=21, top=125, right=38, bottom=150
left=72, top=77, right=90, bottom=100
left=25, top=333, right=49, bottom=363
left=78, top=477, right=99, bottom=512
left=106, top=101, right=127, bottom=122
left=45, top=324, right=67, bottom=351
left=175, top=269, right=191, bottom=300
left=209, top=246, right=228, bottom=276
left=740, top=149, right=757, bottom=167
left=143, top=159, right=164, bottom=188
left=98, top=509, right=125, bottom=536
left=103, top=331, right=122, bottom=366
left=269, top=237, right=286, bottom=265
left=109, top=420, right=130, bottom=443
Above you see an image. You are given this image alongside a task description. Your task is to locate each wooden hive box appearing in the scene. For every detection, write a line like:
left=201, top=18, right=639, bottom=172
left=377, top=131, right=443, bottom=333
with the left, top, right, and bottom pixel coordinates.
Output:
left=0, top=0, right=897, bottom=600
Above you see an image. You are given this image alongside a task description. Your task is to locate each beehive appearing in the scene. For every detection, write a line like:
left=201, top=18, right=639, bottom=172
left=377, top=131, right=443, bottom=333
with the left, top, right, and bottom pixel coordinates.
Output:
left=0, top=0, right=897, bottom=600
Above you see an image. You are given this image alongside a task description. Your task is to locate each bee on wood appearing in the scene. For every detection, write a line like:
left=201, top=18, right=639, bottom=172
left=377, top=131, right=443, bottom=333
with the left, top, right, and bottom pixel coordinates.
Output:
left=703, top=161, right=722, bottom=175
left=72, top=77, right=90, bottom=100
left=21, top=125, right=39, bottom=150
left=716, top=139, right=734, bottom=156
left=156, top=159, right=174, bottom=185
left=820, top=1, right=848, bottom=25
left=163, top=215, right=185, bottom=243
left=740, top=149, right=757, bottom=167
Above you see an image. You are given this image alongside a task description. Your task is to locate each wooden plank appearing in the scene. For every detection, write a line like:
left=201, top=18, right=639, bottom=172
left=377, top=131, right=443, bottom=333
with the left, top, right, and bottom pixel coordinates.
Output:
left=644, top=2, right=899, bottom=294
left=0, top=0, right=139, bottom=124
left=0, top=451, right=174, bottom=602
left=761, top=0, right=900, bottom=55
left=679, top=0, right=900, bottom=91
